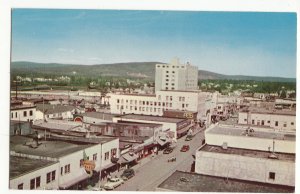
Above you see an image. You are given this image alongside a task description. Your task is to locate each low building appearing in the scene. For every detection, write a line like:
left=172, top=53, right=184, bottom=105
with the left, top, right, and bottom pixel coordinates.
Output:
left=205, top=125, right=295, bottom=154
left=10, top=121, right=34, bottom=136
left=238, top=107, right=296, bottom=132
left=9, top=156, right=59, bottom=190
left=156, top=171, right=294, bottom=192
left=10, top=135, right=119, bottom=190
left=194, top=124, right=295, bottom=187
left=195, top=144, right=295, bottom=187
left=74, top=112, right=119, bottom=123
left=112, top=114, right=192, bottom=140
left=35, top=103, right=79, bottom=120
left=10, top=104, right=36, bottom=122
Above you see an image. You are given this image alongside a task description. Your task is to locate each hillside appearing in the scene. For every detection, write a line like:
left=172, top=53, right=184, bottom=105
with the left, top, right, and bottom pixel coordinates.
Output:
left=11, top=61, right=296, bottom=82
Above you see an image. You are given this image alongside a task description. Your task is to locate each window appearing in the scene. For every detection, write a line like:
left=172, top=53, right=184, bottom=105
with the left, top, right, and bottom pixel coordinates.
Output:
left=105, top=152, right=109, bottom=160
left=165, top=87, right=168, bottom=90
left=166, top=71, right=169, bottom=73
left=269, top=172, right=275, bottom=180
left=61, top=167, right=63, bottom=175
left=47, top=172, right=51, bottom=183
left=93, top=153, right=97, bottom=161
left=262, top=120, right=265, bottom=125
left=244, top=119, right=247, bottom=122
left=275, top=121, right=278, bottom=126
left=252, top=120, right=255, bottom=125
left=267, top=120, right=270, bottom=123
left=117, top=99, right=120, bottom=103
left=166, top=79, right=169, bottom=81
left=29, top=110, right=33, bottom=116
left=11, top=112, right=13, bottom=118
left=18, top=183, right=23, bottom=190
left=291, top=122, right=294, bottom=125
left=15, top=112, right=17, bottom=118
left=51, top=171, right=56, bottom=181
left=111, top=148, right=117, bottom=158
left=283, top=123, right=287, bottom=127
left=80, top=159, right=84, bottom=167
left=36, top=176, right=41, bottom=188
left=182, top=104, right=185, bottom=108
left=30, top=179, right=35, bottom=190
left=23, top=111, right=27, bottom=117
left=172, top=71, right=175, bottom=73
left=65, top=164, right=70, bottom=174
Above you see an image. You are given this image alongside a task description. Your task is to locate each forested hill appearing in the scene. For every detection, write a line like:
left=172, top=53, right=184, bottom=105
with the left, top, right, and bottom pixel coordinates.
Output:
left=11, top=61, right=296, bottom=82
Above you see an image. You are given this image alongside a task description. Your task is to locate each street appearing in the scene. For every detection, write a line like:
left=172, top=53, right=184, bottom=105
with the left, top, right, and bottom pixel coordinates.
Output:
left=114, top=129, right=205, bottom=191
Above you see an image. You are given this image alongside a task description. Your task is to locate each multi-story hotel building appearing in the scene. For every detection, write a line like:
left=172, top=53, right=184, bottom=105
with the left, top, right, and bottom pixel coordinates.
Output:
left=109, top=90, right=213, bottom=122
left=155, top=58, right=198, bottom=92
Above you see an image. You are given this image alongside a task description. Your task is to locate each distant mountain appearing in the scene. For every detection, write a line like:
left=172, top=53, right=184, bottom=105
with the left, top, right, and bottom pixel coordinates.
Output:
left=11, top=61, right=296, bottom=82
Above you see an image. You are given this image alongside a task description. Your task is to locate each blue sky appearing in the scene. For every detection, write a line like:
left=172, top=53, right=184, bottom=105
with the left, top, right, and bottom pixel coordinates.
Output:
left=12, top=9, right=296, bottom=78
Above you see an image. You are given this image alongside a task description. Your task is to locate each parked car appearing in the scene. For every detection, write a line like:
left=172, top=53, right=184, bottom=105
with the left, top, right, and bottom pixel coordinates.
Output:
left=180, top=145, right=190, bottom=152
left=103, top=177, right=124, bottom=190
left=185, top=135, right=193, bottom=141
left=163, top=147, right=173, bottom=154
left=121, top=168, right=135, bottom=180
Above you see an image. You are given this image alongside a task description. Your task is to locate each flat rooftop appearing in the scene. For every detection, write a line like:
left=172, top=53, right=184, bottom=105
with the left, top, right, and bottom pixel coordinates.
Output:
left=10, top=136, right=95, bottom=158
left=199, top=144, right=295, bottom=162
left=10, top=156, right=58, bottom=179
left=240, top=107, right=296, bottom=116
left=110, top=93, right=156, bottom=97
left=79, top=112, right=119, bottom=121
left=208, top=125, right=295, bottom=141
left=117, top=114, right=186, bottom=123
left=157, top=171, right=294, bottom=192
left=10, top=105, right=36, bottom=110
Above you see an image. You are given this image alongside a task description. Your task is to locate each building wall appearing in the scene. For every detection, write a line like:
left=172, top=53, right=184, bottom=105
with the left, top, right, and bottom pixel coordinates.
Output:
left=109, top=91, right=210, bottom=120
left=205, top=132, right=295, bottom=154
left=113, top=117, right=178, bottom=139
left=238, top=112, right=296, bottom=132
left=11, top=107, right=36, bottom=122
left=10, top=162, right=59, bottom=190
left=155, top=58, right=198, bottom=92
left=195, top=151, right=295, bottom=186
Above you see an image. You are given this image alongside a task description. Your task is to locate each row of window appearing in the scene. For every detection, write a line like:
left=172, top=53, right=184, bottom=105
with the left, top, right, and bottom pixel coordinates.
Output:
left=18, top=170, right=56, bottom=190
left=248, top=119, right=294, bottom=127
left=11, top=110, right=33, bottom=119
left=157, top=65, right=185, bottom=69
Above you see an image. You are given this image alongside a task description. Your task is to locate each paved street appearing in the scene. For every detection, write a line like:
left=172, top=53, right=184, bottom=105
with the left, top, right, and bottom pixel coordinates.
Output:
left=114, top=128, right=205, bottom=191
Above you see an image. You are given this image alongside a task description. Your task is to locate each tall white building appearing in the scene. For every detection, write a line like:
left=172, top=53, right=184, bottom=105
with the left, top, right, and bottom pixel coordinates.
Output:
left=155, top=58, right=198, bottom=92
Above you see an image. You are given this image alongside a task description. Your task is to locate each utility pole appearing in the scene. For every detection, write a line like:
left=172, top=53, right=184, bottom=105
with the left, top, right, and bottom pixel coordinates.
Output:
left=13, top=80, right=21, bottom=100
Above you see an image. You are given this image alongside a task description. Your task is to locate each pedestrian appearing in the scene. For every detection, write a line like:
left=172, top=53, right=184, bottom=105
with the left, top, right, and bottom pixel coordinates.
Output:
left=107, top=173, right=112, bottom=181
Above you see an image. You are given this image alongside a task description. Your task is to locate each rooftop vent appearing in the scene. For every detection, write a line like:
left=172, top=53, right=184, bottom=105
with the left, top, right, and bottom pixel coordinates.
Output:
left=180, top=177, right=188, bottom=182
left=268, top=153, right=279, bottom=159
left=222, top=142, right=228, bottom=150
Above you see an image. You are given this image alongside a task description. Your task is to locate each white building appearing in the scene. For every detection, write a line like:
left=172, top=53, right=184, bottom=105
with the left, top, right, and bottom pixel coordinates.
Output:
left=195, top=125, right=295, bottom=187
left=35, top=104, right=78, bottom=121
left=109, top=90, right=213, bottom=122
left=11, top=105, right=36, bottom=122
left=10, top=135, right=119, bottom=190
left=10, top=156, right=59, bottom=190
left=155, top=58, right=198, bottom=92
left=238, top=108, right=296, bottom=132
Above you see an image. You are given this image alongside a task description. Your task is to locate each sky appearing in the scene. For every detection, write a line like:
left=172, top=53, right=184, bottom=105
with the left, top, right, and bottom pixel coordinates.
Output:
left=11, top=9, right=297, bottom=78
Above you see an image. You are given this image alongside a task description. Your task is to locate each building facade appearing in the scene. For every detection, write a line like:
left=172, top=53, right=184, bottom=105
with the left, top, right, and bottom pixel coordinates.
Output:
left=155, top=58, right=198, bottom=92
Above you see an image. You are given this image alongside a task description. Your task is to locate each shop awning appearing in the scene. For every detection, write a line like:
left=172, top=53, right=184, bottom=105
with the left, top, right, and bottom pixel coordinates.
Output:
left=120, top=152, right=138, bottom=163
left=156, top=138, right=169, bottom=146
left=177, top=126, right=190, bottom=135
left=59, top=170, right=89, bottom=189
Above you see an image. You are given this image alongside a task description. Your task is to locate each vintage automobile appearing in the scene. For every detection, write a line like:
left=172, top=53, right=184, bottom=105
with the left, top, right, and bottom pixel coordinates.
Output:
left=185, top=135, right=193, bottom=141
left=180, top=145, right=190, bottom=152
left=103, top=177, right=124, bottom=190
left=121, top=168, right=135, bottom=180
left=163, top=147, right=174, bottom=154
left=167, top=156, right=176, bottom=162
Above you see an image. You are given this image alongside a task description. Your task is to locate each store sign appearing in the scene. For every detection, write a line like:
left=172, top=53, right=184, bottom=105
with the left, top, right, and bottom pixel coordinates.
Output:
left=183, top=112, right=194, bottom=119
left=83, top=160, right=95, bottom=174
